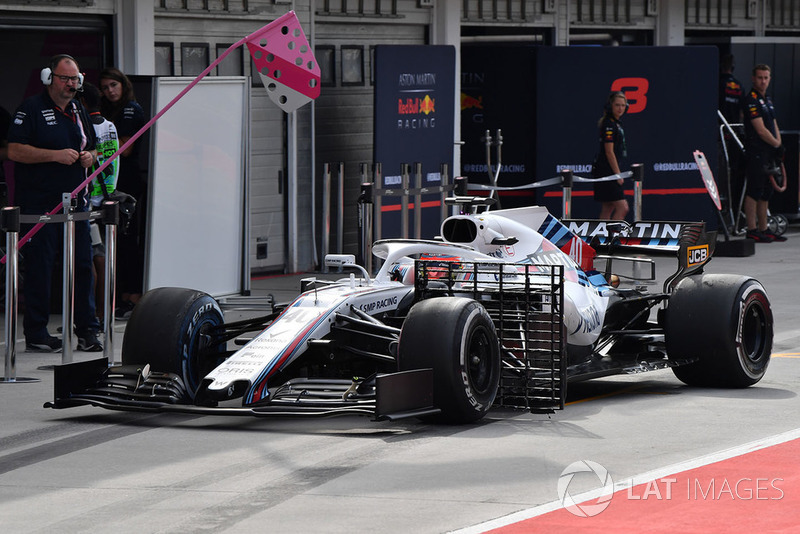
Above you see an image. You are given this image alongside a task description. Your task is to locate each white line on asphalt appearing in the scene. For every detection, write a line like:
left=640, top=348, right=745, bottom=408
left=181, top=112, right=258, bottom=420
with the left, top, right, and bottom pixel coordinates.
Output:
left=450, top=427, right=800, bottom=534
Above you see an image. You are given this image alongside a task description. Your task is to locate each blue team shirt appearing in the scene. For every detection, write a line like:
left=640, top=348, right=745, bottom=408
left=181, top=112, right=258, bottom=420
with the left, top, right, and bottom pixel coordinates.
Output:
left=8, top=90, right=94, bottom=211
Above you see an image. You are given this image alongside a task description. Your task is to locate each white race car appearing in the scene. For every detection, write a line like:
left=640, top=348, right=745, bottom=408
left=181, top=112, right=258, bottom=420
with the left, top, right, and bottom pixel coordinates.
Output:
left=47, top=199, right=773, bottom=424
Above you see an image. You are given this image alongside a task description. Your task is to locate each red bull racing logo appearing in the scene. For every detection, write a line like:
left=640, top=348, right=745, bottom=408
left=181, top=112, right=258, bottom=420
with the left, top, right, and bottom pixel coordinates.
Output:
left=397, top=94, right=436, bottom=129
left=461, top=93, right=483, bottom=110
left=398, top=95, right=435, bottom=115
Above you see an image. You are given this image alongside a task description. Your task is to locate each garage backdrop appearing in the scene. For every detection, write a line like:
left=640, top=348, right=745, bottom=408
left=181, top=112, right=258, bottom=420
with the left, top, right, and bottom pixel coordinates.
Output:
left=374, top=45, right=456, bottom=239
left=462, top=45, right=719, bottom=226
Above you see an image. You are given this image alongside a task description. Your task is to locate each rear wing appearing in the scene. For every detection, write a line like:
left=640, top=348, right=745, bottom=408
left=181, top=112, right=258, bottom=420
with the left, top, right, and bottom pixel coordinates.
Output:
left=564, top=219, right=717, bottom=291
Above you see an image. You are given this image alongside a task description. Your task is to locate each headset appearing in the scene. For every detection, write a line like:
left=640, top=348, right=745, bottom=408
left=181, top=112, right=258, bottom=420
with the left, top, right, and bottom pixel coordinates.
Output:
left=604, top=91, right=629, bottom=115
left=40, top=54, right=84, bottom=89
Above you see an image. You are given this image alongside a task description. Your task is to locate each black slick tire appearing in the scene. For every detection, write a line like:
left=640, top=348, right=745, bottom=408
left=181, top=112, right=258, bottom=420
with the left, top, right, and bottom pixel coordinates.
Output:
left=399, top=298, right=500, bottom=423
left=665, top=274, right=772, bottom=387
left=122, top=287, right=226, bottom=399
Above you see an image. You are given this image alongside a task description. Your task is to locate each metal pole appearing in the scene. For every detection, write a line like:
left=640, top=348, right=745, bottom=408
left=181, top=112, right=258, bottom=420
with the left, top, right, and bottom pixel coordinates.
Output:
left=414, top=162, right=423, bottom=239
left=103, top=201, right=119, bottom=365
left=631, top=163, right=644, bottom=222
left=322, top=163, right=331, bottom=270
left=560, top=169, right=573, bottom=219
left=2, top=208, right=19, bottom=382
left=358, top=163, right=368, bottom=263
left=288, top=110, right=299, bottom=273
left=483, top=130, right=495, bottom=203
left=374, top=162, right=383, bottom=243
left=61, top=193, right=75, bottom=364
left=337, top=161, right=344, bottom=253
left=1, top=206, right=38, bottom=384
left=440, top=163, right=449, bottom=223
left=373, top=162, right=383, bottom=273
left=401, top=163, right=410, bottom=239
left=359, top=181, right=373, bottom=274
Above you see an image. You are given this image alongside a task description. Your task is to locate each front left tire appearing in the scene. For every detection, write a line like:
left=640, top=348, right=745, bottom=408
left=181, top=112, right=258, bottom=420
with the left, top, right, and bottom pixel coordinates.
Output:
left=122, top=287, right=227, bottom=399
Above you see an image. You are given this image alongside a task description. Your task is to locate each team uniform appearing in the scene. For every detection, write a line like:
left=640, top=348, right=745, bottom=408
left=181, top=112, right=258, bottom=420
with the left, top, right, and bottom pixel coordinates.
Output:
left=741, top=89, right=778, bottom=201
left=0, top=106, right=11, bottom=185
left=113, top=101, right=145, bottom=198
left=592, top=116, right=627, bottom=202
left=8, top=90, right=100, bottom=345
left=108, top=99, right=146, bottom=316
left=719, top=72, right=743, bottom=125
left=718, top=72, right=744, bottom=207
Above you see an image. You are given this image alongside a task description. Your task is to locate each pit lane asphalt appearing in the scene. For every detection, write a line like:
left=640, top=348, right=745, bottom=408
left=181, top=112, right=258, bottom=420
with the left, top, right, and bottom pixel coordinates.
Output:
left=1, top=228, right=799, bottom=533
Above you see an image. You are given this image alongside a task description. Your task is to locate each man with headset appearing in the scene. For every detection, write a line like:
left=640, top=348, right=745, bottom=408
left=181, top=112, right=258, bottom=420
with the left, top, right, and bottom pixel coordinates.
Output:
left=7, top=54, right=103, bottom=352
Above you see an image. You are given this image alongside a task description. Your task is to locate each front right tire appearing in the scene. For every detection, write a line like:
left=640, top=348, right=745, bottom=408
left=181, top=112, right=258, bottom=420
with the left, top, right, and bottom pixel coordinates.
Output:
left=399, top=298, right=501, bottom=423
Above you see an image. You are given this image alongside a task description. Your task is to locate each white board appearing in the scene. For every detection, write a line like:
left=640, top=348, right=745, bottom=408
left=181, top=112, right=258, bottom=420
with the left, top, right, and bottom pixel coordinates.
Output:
left=145, top=76, right=249, bottom=297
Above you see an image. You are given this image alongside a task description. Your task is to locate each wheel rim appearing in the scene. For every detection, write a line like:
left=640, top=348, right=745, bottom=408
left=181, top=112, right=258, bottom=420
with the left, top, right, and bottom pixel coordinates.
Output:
left=776, top=215, right=788, bottom=235
left=741, top=301, right=769, bottom=371
left=467, top=325, right=495, bottom=395
left=185, top=317, right=223, bottom=393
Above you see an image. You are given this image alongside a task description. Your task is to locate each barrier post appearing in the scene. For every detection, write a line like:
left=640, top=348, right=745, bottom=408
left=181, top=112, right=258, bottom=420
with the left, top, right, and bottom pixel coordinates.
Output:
left=358, top=181, right=373, bottom=273
left=61, top=193, right=75, bottom=364
left=0, top=207, right=38, bottom=383
left=454, top=176, right=468, bottom=214
left=631, top=163, right=644, bottom=222
left=560, top=169, right=574, bottom=219
left=102, top=201, right=119, bottom=364
left=440, top=163, right=449, bottom=223
left=322, top=163, right=331, bottom=271
left=374, top=162, right=383, bottom=243
left=401, top=163, right=410, bottom=239
left=337, top=162, right=344, bottom=253
left=414, top=162, right=423, bottom=239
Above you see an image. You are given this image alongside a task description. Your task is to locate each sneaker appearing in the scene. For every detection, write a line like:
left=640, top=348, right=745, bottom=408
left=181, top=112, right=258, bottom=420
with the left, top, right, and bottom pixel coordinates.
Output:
left=77, top=332, right=103, bottom=352
left=746, top=229, right=774, bottom=243
left=115, top=300, right=135, bottom=320
left=764, top=231, right=787, bottom=242
left=26, top=335, right=63, bottom=353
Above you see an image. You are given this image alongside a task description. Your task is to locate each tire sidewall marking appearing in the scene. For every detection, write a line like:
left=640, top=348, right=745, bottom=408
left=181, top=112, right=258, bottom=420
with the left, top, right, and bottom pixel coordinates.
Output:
left=736, top=283, right=771, bottom=379
left=459, top=305, right=490, bottom=411
left=181, top=299, right=222, bottom=392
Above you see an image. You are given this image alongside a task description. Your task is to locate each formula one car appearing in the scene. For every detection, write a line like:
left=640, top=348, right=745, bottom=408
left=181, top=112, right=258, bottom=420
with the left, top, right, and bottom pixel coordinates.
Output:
left=47, top=198, right=773, bottom=424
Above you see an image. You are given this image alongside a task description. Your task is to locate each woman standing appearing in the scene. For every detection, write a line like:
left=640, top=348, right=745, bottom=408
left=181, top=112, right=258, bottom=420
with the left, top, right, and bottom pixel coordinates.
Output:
left=591, top=91, right=630, bottom=220
left=99, top=68, right=146, bottom=318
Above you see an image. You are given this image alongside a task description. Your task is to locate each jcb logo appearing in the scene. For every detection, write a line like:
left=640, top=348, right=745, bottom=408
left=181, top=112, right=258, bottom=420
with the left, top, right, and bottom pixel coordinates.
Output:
left=612, top=77, right=649, bottom=114
left=687, top=245, right=709, bottom=267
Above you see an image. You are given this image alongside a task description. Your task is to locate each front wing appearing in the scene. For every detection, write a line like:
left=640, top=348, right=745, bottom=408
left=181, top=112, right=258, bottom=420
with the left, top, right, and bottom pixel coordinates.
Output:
left=45, top=358, right=439, bottom=422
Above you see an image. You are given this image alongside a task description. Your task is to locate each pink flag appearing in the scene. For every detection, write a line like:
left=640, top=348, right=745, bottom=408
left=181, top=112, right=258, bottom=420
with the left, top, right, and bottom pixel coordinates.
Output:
left=246, top=11, right=321, bottom=112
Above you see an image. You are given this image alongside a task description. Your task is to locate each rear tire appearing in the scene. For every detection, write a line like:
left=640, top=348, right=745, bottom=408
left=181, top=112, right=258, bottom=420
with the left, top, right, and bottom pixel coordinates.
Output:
left=399, top=298, right=500, bottom=423
left=665, top=274, right=772, bottom=387
left=122, top=287, right=226, bottom=399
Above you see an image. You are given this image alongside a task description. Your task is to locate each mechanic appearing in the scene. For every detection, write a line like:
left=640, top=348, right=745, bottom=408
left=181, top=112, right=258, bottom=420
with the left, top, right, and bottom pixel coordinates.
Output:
left=591, top=91, right=630, bottom=220
left=741, top=64, right=786, bottom=243
left=718, top=54, right=745, bottom=211
left=719, top=54, right=743, bottom=125
left=81, top=81, right=120, bottom=318
left=99, top=67, right=146, bottom=319
left=0, top=104, right=11, bottom=195
left=7, top=54, right=103, bottom=352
